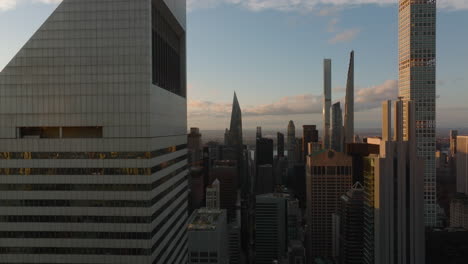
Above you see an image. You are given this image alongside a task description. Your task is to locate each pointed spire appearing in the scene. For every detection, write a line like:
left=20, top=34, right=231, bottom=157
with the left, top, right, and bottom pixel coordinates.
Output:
left=228, top=92, right=243, bottom=147
left=344, top=50, right=354, bottom=144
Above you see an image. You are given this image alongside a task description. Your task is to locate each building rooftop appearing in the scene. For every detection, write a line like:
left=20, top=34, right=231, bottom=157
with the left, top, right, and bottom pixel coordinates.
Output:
left=188, top=208, right=225, bottom=231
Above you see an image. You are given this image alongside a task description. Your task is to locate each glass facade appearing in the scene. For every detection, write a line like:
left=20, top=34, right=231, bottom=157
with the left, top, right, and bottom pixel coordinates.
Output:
left=399, top=0, right=437, bottom=226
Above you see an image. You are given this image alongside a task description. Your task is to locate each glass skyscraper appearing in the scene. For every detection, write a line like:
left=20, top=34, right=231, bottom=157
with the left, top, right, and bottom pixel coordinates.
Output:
left=0, top=0, right=188, bottom=263
left=398, top=0, right=437, bottom=226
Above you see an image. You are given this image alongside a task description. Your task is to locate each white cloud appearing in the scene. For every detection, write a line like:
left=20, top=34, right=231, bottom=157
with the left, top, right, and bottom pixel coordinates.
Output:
left=0, top=0, right=61, bottom=12
left=328, top=27, right=361, bottom=44
left=0, top=0, right=17, bottom=11
left=188, top=0, right=468, bottom=13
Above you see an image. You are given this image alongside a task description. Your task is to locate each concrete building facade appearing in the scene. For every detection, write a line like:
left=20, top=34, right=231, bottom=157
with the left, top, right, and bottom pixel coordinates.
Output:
left=323, top=59, right=332, bottom=150
left=0, top=0, right=188, bottom=263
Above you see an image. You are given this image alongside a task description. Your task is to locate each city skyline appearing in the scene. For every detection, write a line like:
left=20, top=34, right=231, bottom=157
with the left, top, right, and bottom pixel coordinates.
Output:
left=0, top=1, right=467, bottom=131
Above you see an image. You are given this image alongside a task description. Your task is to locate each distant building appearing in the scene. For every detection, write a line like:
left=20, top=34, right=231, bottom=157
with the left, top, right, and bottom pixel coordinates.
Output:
left=209, top=160, right=239, bottom=221
left=450, top=194, right=468, bottom=229
left=257, top=126, right=263, bottom=139
left=457, top=136, right=468, bottom=195
left=277, top=132, right=285, bottom=158
left=287, top=121, right=296, bottom=168
left=306, top=150, right=353, bottom=260
left=323, top=59, right=332, bottom=150
left=189, top=166, right=206, bottom=213
left=345, top=143, right=380, bottom=184
left=188, top=208, right=229, bottom=264
left=256, top=164, right=274, bottom=195
left=255, top=193, right=288, bottom=264
left=450, top=130, right=458, bottom=158
left=308, top=142, right=322, bottom=155
left=228, top=222, right=242, bottom=264
left=295, top=138, right=304, bottom=165
left=302, top=125, right=319, bottom=161
left=188, top=127, right=203, bottom=164
left=256, top=137, right=274, bottom=166
left=362, top=100, right=425, bottom=264
left=206, top=179, right=221, bottom=209
left=426, top=228, right=468, bottom=264
left=334, top=182, right=365, bottom=264
left=331, top=102, right=344, bottom=152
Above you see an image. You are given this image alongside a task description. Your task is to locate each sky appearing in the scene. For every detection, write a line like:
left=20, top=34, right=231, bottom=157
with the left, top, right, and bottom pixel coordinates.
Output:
left=0, top=0, right=467, bottom=131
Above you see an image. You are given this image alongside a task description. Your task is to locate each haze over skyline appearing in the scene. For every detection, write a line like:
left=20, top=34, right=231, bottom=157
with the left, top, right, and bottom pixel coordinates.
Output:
left=0, top=0, right=467, bottom=130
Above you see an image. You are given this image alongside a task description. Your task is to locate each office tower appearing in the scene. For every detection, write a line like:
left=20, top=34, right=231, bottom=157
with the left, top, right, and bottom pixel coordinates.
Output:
left=0, top=0, right=187, bottom=263
left=308, top=142, right=322, bottom=155
left=206, top=179, right=221, bottom=209
left=450, top=130, right=458, bottom=158
left=226, top=92, right=243, bottom=150
left=256, top=137, right=274, bottom=166
left=277, top=132, right=285, bottom=158
left=257, top=126, right=263, bottom=139
left=228, top=222, right=242, bottom=264
left=331, top=102, right=344, bottom=152
left=450, top=195, right=468, bottom=229
left=335, top=182, right=365, bottom=264
left=426, top=228, right=468, bottom=264
left=323, top=59, right=332, bottom=149
left=287, top=198, right=301, bottom=241
left=306, top=150, right=353, bottom=259
left=255, top=193, right=288, bottom=264
left=302, top=125, right=319, bottom=161
left=188, top=208, right=229, bottom=264
left=456, top=136, right=468, bottom=194
left=256, top=165, right=274, bottom=195
left=399, top=0, right=437, bottom=226
left=346, top=143, right=380, bottom=184
left=287, top=121, right=296, bottom=168
left=188, top=127, right=203, bottom=164
left=344, top=51, right=354, bottom=144
left=209, top=160, right=239, bottom=221
left=224, top=128, right=230, bottom=145
left=274, top=156, right=288, bottom=186
left=295, top=138, right=304, bottom=165
left=362, top=100, right=425, bottom=264
left=189, top=166, right=205, bottom=213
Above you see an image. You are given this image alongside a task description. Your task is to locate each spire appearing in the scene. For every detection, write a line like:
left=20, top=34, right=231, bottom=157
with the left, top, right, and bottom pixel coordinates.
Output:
left=344, top=51, right=354, bottom=144
left=228, top=92, right=243, bottom=147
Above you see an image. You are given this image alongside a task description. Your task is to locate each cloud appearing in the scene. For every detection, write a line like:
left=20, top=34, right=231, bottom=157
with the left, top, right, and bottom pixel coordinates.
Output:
left=355, top=79, right=398, bottom=110
left=0, top=0, right=61, bottom=12
left=0, top=0, right=17, bottom=11
left=189, top=79, right=399, bottom=120
left=327, top=17, right=339, bottom=32
left=188, top=0, right=468, bottom=13
left=328, top=28, right=361, bottom=44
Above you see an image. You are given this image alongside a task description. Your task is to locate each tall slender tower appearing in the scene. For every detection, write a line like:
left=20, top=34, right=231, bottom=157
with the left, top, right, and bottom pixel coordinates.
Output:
left=323, top=59, right=332, bottom=149
left=399, top=0, right=437, bottom=226
left=344, top=51, right=354, bottom=145
left=287, top=121, right=296, bottom=168
left=331, top=102, right=344, bottom=153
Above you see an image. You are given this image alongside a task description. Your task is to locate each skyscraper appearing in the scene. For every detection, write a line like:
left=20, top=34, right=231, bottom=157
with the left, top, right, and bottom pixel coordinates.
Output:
left=257, top=126, right=263, bottom=139
left=277, top=132, right=285, bottom=158
left=450, top=130, right=458, bottom=158
left=331, top=102, right=344, bottom=152
left=188, top=127, right=203, bottom=164
left=323, top=59, right=332, bottom=149
left=256, top=137, right=274, bottom=166
left=255, top=193, right=288, bottom=264
left=227, top=92, right=243, bottom=149
left=399, top=0, right=437, bottom=226
left=344, top=51, right=354, bottom=145
left=302, top=125, right=319, bottom=161
left=457, top=136, right=468, bottom=195
left=362, top=100, right=425, bottom=264
left=306, top=150, right=353, bottom=259
left=287, top=121, right=296, bottom=168
left=0, top=0, right=188, bottom=263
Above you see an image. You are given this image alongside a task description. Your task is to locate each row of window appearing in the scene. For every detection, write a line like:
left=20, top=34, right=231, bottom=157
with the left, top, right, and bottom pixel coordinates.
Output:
left=0, top=172, right=187, bottom=208
left=0, top=154, right=186, bottom=176
left=0, top=144, right=187, bottom=160
left=311, top=166, right=352, bottom=176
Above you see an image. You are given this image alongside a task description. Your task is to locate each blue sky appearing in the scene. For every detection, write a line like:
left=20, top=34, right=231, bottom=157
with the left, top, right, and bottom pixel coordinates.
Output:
left=1, top=0, right=467, bottom=130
